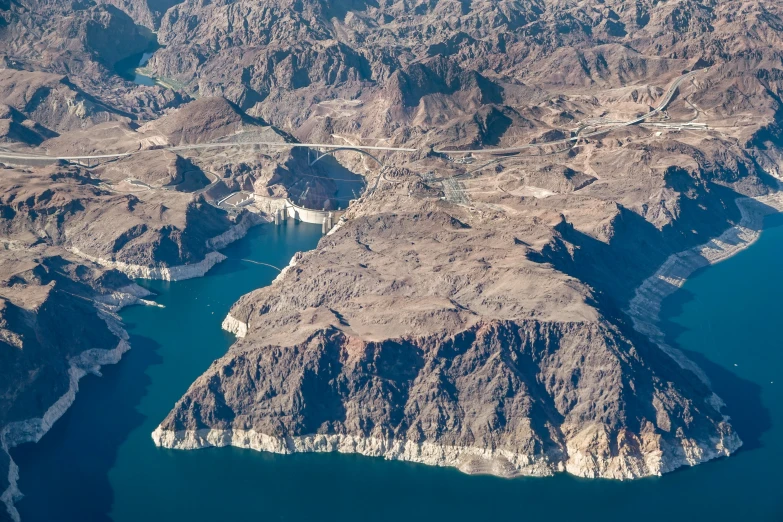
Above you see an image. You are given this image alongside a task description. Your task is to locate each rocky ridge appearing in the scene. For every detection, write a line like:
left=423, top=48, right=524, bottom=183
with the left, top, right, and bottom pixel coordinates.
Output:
left=0, top=0, right=782, bottom=512
left=0, top=156, right=265, bottom=520
left=152, top=177, right=763, bottom=478
left=0, top=250, right=144, bottom=522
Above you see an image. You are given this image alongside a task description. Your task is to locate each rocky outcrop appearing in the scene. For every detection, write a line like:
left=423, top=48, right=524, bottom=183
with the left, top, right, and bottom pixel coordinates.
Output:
left=152, top=175, right=773, bottom=480
left=69, top=248, right=227, bottom=281
left=94, top=283, right=161, bottom=310
left=69, top=209, right=263, bottom=280
left=628, top=192, right=783, bottom=382
left=0, top=163, right=256, bottom=281
left=220, top=314, right=247, bottom=338
left=208, top=211, right=263, bottom=250
left=92, top=151, right=196, bottom=189
left=0, top=104, right=57, bottom=146
left=0, top=70, right=129, bottom=134
left=154, top=318, right=741, bottom=480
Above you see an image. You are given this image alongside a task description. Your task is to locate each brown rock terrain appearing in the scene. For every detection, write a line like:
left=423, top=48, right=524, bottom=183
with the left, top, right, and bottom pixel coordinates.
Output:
left=0, top=163, right=239, bottom=269
left=146, top=0, right=783, bottom=481
left=154, top=152, right=772, bottom=477
left=0, top=156, right=266, bottom=520
left=0, top=0, right=187, bottom=134
left=0, top=239, right=151, bottom=522
left=0, top=0, right=782, bottom=518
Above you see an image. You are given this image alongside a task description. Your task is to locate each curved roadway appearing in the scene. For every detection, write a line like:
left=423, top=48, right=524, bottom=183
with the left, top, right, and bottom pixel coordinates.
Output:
left=0, top=70, right=703, bottom=164
left=432, top=69, right=703, bottom=155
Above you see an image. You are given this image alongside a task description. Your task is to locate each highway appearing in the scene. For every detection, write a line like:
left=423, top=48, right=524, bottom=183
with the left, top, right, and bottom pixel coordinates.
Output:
left=0, top=70, right=704, bottom=164
left=0, top=142, right=417, bottom=163
left=432, top=69, right=703, bottom=155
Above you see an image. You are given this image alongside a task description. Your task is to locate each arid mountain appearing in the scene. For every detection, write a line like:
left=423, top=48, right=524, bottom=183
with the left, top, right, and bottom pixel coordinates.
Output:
left=145, top=0, right=783, bottom=142
left=146, top=0, right=783, bottom=479
left=0, top=251, right=135, bottom=517
left=1, top=0, right=783, bottom=518
left=0, top=0, right=187, bottom=130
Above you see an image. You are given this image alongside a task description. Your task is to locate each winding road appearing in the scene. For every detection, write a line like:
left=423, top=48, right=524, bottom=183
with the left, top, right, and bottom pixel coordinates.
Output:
left=0, top=69, right=705, bottom=165
left=432, top=69, right=703, bottom=155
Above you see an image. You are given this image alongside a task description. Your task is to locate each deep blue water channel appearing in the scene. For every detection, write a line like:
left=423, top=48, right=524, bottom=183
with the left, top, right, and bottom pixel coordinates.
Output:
left=11, top=215, right=783, bottom=521
left=114, top=48, right=158, bottom=86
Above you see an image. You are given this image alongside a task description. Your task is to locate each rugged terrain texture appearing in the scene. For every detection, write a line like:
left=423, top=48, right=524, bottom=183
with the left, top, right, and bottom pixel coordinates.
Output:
left=154, top=174, right=760, bottom=478
left=145, top=0, right=783, bottom=147
left=0, top=0, right=782, bottom=516
left=0, top=0, right=187, bottom=130
left=0, top=157, right=263, bottom=520
left=149, top=0, right=783, bottom=481
left=0, top=247, right=146, bottom=522
left=0, top=163, right=244, bottom=273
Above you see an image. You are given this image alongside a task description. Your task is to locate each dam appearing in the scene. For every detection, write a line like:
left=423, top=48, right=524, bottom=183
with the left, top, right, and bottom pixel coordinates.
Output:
left=9, top=214, right=783, bottom=522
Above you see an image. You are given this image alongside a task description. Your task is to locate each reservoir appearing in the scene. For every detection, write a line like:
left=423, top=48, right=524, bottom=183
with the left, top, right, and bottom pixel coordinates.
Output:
left=10, top=215, right=783, bottom=521
left=114, top=47, right=159, bottom=87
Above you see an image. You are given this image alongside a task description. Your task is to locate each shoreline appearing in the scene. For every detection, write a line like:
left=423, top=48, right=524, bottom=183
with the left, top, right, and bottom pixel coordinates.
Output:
left=151, top=428, right=561, bottom=479
left=68, top=212, right=264, bottom=282
left=1, top=313, right=130, bottom=522
left=0, top=214, right=267, bottom=521
left=627, top=191, right=783, bottom=386
left=68, top=248, right=228, bottom=282
left=152, top=194, right=779, bottom=481
left=150, top=421, right=738, bottom=481
left=220, top=251, right=304, bottom=339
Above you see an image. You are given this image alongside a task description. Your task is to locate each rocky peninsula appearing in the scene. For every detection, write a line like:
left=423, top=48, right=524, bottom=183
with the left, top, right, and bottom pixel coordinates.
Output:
left=145, top=0, right=783, bottom=481
left=1, top=0, right=783, bottom=518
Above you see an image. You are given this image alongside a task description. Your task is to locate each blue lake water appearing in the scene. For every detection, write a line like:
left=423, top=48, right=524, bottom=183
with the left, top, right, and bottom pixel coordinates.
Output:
left=114, top=50, right=158, bottom=87
left=10, top=215, right=783, bottom=521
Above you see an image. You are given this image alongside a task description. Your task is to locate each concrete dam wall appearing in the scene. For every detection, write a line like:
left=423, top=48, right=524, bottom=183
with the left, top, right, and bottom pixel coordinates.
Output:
left=253, top=195, right=346, bottom=230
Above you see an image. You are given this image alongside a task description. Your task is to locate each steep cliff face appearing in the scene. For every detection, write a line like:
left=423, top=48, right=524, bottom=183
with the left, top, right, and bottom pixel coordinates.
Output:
left=0, top=266, right=124, bottom=429
left=0, top=163, right=238, bottom=272
left=94, top=0, right=183, bottom=30
left=0, top=252, right=142, bottom=522
left=151, top=167, right=767, bottom=478
left=155, top=319, right=738, bottom=479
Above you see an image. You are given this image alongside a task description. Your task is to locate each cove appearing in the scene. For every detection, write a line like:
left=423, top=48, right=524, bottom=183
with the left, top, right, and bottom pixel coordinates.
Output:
left=10, top=213, right=783, bottom=521
left=114, top=45, right=159, bottom=87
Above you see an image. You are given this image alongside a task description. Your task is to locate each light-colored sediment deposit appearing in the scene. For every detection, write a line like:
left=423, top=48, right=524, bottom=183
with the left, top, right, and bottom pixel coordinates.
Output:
left=3, top=1, right=783, bottom=516
left=628, top=191, right=783, bottom=384
left=152, top=415, right=740, bottom=480
left=220, top=314, right=248, bottom=338
left=69, top=210, right=264, bottom=281
left=69, top=248, right=227, bottom=281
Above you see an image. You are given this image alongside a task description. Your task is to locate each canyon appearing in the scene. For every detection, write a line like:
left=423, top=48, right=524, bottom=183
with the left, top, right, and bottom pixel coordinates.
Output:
left=1, top=0, right=783, bottom=519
